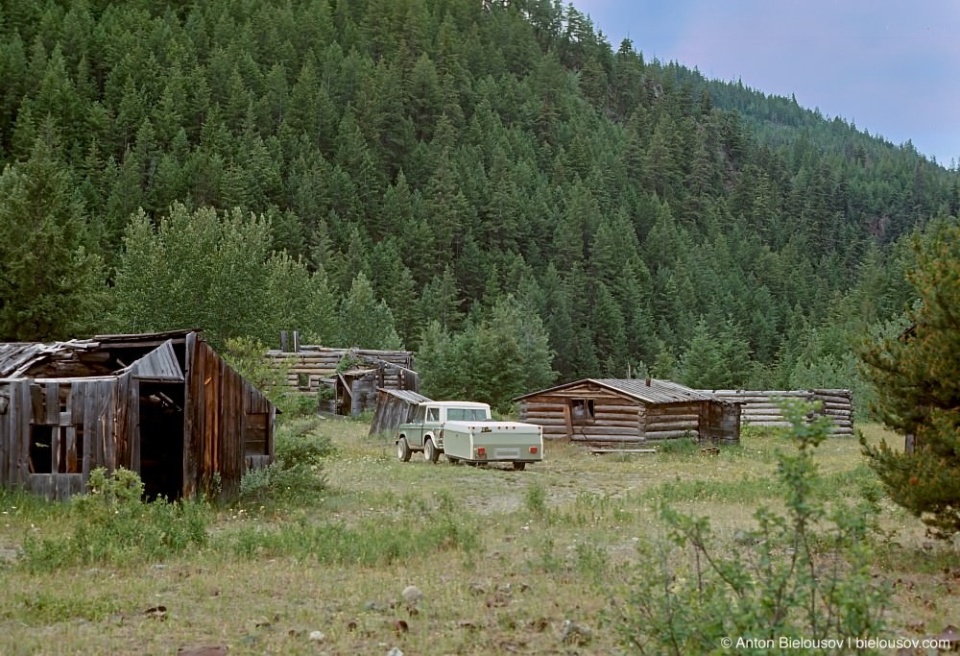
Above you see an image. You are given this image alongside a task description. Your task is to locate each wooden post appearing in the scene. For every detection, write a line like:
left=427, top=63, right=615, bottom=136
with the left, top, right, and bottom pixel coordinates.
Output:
left=905, top=433, right=916, bottom=454
left=293, top=330, right=300, bottom=353
left=280, top=331, right=288, bottom=352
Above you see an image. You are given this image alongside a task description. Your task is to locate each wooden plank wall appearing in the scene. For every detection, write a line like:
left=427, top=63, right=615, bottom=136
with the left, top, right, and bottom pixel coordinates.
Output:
left=707, top=389, right=854, bottom=436
left=368, top=391, right=424, bottom=436
left=186, top=336, right=274, bottom=501
left=0, top=381, right=30, bottom=488
left=13, top=377, right=127, bottom=501
left=182, top=331, right=200, bottom=499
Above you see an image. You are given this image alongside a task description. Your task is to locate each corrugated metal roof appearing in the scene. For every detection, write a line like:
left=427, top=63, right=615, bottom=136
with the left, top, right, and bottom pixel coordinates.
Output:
left=93, top=328, right=198, bottom=344
left=133, top=340, right=184, bottom=382
left=515, top=378, right=714, bottom=405
left=378, top=388, right=432, bottom=404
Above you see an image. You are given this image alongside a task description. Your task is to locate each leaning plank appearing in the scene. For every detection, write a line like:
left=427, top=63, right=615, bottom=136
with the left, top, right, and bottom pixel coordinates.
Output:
left=645, top=430, right=700, bottom=440
left=588, top=447, right=657, bottom=454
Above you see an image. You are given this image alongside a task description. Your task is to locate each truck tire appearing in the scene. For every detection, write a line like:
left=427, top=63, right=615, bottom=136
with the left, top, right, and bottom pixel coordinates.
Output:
left=423, top=438, right=440, bottom=463
left=513, top=461, right=526, bottom=471
left=397, top=437, right=412, bottom=462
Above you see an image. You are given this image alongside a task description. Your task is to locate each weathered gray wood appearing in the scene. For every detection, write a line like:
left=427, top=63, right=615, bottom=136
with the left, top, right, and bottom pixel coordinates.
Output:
left=104, top=380, right=116, bottom=471
left=29, top=474, right=52, bottom=499
left=19, top=381, right=31, bottom=480
left=45, top=383, right=59, bottom=425
left=64, top=426, right=77, bottom=473
left=645, top=430, right=701, bottom=440
left=55, top=473, right=73, bottom=500
left=183, top=331, right=198, bottom=499
left=0, top=386, right=10, bottom=486
left=589, top=447, right=657, bottom=454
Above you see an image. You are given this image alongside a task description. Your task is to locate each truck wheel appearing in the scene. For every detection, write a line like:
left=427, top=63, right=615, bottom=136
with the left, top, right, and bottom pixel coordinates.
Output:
left=423, top=438, right=440, bottom=463
left=513, top=462, right=526, bottom=471
left=397, top=437, right=412, bottom=462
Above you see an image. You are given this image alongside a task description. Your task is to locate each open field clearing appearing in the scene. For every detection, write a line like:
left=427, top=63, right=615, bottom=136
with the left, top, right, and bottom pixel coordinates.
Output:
left=1, top=419, right=958, bottom=655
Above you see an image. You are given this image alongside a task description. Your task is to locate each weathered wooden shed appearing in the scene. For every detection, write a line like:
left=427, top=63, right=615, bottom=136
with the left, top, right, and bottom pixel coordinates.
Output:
left=0, top=330, right=275, bottom=502
left=368, top=389, right=432, bottom=436
left=516, top=378, right=740, bottom=448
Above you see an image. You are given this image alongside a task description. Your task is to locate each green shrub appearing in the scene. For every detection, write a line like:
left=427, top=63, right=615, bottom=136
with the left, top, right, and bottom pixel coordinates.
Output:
left=616, top=401, right=890, bottom=654
left=239, top=419, right=332, bottom=504
left=20, top=468, right=207, bottom=571
left=524, top=482, right=548, bottom=517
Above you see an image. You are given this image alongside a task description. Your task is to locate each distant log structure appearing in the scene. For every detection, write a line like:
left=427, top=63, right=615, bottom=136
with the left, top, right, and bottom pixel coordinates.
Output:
left=704, top=389, right=854, bottom=436
left=516, top=378, right=741, bottom=450
left=264, top=331, right=418, bottom=416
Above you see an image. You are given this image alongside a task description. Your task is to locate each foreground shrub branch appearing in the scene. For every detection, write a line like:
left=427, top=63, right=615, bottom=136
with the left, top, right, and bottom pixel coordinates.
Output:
left=617, top=401, right=889, bottom=654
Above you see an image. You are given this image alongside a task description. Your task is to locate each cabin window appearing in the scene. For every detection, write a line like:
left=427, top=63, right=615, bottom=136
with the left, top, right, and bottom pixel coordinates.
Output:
left=30, top=425, right=84, bottom=474
left=570, top=399, right=595, bottom=423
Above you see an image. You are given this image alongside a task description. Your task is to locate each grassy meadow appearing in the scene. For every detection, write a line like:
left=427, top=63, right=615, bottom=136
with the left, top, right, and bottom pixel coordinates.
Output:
left=0, top=419, right=957, bottom=655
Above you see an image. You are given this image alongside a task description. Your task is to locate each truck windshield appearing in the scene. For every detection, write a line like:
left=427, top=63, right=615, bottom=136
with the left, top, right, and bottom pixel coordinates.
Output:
left=446, top=407, right=489, bottom=421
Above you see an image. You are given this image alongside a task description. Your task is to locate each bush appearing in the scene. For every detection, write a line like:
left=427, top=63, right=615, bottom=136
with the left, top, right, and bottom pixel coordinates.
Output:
left=20, top=468, right=208, bottom=571
left=616, top=401, right=889, bottom=654
left=239, top=419, right=332, bottom=504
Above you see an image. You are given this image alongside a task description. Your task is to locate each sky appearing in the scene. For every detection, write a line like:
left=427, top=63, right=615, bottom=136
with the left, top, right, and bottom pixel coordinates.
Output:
left=572, top=0, right=960, bottom=168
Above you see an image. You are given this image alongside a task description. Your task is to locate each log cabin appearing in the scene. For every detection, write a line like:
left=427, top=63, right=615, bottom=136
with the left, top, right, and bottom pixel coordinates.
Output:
left=265, top=332, right=418, bottom=416
left=516, top=378, right=740, bottom=450
left=0, top=330, right=275, bottom=502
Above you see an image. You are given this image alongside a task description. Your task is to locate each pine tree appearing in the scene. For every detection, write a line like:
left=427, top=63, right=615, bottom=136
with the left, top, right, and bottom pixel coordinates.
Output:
left=860, top=219, right=960, bottom=538
left=337, top=272, right=403, bottom=349
left=0, top=125, right=104, bottom=340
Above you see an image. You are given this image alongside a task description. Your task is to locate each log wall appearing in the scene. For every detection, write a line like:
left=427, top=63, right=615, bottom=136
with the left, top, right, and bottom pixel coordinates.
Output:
left=642, top=402, right=701, bottom=440
left=706, top=389, right=854, bottom=436
left=264, top=345, right=416, bottom=399
left=519, top=392, right=642, bottom=442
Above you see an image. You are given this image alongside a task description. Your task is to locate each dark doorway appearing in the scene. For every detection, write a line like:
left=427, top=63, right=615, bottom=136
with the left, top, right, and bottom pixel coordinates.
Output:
left=138, top=383, right=185, bottom=500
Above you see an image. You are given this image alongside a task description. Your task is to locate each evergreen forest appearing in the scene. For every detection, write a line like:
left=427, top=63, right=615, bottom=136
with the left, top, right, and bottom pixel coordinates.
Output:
left=1, top=0, right=958, bottom=408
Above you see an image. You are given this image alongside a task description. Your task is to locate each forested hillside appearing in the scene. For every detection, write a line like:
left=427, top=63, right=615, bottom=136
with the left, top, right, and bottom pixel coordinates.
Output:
left=0, top=0, right=956, bottom=401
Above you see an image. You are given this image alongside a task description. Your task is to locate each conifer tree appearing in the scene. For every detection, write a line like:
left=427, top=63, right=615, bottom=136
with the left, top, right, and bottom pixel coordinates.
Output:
left=0, top=125, right=104, bottom=340
left=337, top=272, right=403, bottom=350
left=860, top=220, right=960, bottom=538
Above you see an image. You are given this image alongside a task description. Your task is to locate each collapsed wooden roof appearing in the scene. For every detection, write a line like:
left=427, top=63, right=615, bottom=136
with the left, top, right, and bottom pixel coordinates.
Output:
left=515, top=378, right=717, bottom=405
left=0, top=329, right=198, bottom=381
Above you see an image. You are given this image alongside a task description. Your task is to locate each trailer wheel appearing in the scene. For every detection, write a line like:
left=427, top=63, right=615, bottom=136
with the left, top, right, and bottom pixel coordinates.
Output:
left=513, top=461, right=526, bottom=471
left=424, top=438, right=440, bottom=463
left=397, top=437, right=412, bottom=462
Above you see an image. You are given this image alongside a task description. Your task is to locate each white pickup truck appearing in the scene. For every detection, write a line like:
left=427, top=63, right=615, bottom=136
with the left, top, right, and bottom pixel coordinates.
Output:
left=395, top=401, right=543, bottom=470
